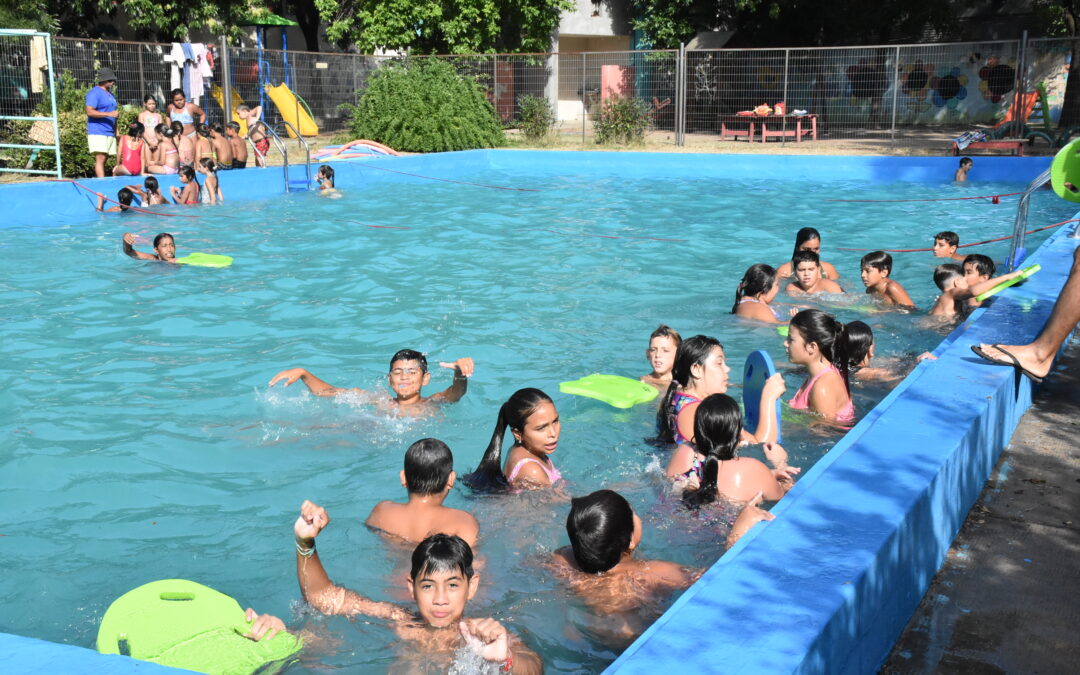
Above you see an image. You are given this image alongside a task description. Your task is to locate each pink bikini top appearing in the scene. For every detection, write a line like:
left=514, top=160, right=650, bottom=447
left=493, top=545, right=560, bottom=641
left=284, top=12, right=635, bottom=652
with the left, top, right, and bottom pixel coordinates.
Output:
left=506, top=457, right=562, bottom=485
left=789, top=364, right=855, bottom=425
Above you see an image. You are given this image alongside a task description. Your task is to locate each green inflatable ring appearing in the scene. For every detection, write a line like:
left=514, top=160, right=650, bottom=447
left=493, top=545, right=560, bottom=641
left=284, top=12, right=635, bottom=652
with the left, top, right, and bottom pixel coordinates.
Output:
left=1050, top=139, right=1080, bottom=203
left=97, top=579, right=302, bottom=675
left=175, top=252, right=233, bottom=268
left=559, top=374, right=659, bottom=408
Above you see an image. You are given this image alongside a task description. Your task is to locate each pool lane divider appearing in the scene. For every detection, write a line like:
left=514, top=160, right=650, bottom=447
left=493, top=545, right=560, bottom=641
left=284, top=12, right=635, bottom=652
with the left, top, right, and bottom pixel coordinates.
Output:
left=606, top=217, right=1079, bottom=674
left=826, top=191, right=1022, bottom=204
left=837, top=218, right=1080, bottom=253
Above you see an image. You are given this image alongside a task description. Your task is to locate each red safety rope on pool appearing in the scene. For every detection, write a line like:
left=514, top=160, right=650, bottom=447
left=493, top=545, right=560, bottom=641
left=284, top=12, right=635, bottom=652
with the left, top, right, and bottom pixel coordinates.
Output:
left=543, top=228, right=687, bottom=243
left=346, top=220, right=411, bottom=230
left=53, top=179, right=200, bottom=218
left=826, top=191, right=1023, bottom=204
left=356, top=163, right=542, bottom=192
left=835, top=219, right=1080, bottom=253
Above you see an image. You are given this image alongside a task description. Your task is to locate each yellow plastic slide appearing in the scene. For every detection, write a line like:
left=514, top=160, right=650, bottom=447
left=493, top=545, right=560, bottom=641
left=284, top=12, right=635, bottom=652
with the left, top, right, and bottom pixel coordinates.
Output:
left=265, top=83, right=319, bottom=138
left=211, top=84, right=248, bottom=136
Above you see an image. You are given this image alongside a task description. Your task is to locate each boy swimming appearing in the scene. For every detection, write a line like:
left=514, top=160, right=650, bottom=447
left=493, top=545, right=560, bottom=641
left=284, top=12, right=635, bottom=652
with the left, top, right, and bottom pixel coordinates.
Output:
left=122, top=232, right=176, bottom=262
left=860, top=251, right=915, bottom=308
left=96, top=187, right=135, bottom=213
left=640, top=324, right=681, bottom=391
left=269, top=349, right=474, bottom=413
left=932, top=231, right=966, bottom=262
left=955, top=157, right=973, bottom=182
left=294, top=501, right=542, bottom=673
left=786, top=250, right=844, bottom=295
left=931, top=262, right=1025, bottom=318
left=366, top=438, right=479, bottom=546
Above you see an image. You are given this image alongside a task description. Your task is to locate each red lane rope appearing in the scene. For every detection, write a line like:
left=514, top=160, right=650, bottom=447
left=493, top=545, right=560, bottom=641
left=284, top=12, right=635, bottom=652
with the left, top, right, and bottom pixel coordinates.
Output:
left=54, top=179, right=201, bottom=218
left=836, top=219, right=1080, bottom=253
left=356, top=163, right=541, bottom=192
left=346, top=220, right=411, bottom=230
left=826, top=191, right=1023, bottom=204
left=543, top=228, right=687, bottom=243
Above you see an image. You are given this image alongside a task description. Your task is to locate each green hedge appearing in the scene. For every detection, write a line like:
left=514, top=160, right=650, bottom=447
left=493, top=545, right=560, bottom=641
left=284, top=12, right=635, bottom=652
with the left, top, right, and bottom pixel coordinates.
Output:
left=344, top=59, right=504, bottom=153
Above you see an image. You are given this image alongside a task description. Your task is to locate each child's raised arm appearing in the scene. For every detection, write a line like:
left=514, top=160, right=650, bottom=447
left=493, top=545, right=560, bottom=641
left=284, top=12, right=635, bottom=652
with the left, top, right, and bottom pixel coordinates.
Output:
left=459, top=619, right=544, bottom=675
left=965, top=269, right=1025, bottom=300
left=269, top=367, right=371, bottom=398
left=122, top=232, right=157, bottom=260
left=741, top=373, right=785, bottom=444
left=294, top=500, right=411, bottom=621
left=429, top=357, right=474, bottom=403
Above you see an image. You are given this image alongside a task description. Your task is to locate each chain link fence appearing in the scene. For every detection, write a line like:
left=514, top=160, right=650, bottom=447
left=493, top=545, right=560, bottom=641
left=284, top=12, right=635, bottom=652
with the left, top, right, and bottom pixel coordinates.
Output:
left=2, top=35, right=1077, bottom=151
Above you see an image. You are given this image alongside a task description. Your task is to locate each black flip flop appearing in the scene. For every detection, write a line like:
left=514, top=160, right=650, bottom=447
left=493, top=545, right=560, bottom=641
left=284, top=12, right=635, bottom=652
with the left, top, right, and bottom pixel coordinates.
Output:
left=970, top=344, right=1044, bottom=384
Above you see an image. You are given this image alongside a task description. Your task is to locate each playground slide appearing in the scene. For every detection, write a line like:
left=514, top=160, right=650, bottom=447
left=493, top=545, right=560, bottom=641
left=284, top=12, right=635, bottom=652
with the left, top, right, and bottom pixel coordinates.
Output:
left=211, top=84, right=248, bottom=136
left=265, top=83, right=319, bottom=138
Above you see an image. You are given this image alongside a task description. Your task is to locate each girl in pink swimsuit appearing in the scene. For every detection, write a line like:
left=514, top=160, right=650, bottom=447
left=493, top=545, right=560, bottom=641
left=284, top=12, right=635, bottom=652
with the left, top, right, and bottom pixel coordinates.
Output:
left=112, top=122, right=145, bottom=176
left=785, top=309, right=857, bottom=426
left=466, top=388, right=562, bottom=491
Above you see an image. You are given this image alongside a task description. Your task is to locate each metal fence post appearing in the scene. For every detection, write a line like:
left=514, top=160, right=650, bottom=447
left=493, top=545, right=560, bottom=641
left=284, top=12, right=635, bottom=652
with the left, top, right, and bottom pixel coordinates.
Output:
left=581, top=53, right=586, bottom=144
left=493, top=54, right=499, bottom=121
left=221, top=35, right=232, bottom=127
left=782, top=48, right=790, bottom=146
left=677, top=43, right=686, bottom=146
left=137, top=45, right=146, bottom=101
left=890, top=46, right=900, bottom=147
left=1014, top=32, right=1028, bottom=140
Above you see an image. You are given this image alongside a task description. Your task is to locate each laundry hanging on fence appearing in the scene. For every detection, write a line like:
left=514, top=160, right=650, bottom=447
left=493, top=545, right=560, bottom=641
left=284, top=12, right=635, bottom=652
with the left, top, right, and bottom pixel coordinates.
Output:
left=29, top=36, right=48, bottom=93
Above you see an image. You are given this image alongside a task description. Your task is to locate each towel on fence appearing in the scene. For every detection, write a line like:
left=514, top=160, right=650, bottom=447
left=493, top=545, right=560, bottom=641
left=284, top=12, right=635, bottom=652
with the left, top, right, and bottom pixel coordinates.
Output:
left=166, top=43, right=186, bottom=92
left=953, top=130, right=988, bottom=151
left=30, top=36, right=48, bottom=93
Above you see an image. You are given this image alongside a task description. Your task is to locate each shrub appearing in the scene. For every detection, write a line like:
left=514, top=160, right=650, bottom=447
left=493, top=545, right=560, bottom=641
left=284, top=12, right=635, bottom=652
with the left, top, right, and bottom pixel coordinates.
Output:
left=343, top=59, right=504, bottom=153
left=593, top=95, right=652, bottom=145
left=517, top=94, right=556, bottom=144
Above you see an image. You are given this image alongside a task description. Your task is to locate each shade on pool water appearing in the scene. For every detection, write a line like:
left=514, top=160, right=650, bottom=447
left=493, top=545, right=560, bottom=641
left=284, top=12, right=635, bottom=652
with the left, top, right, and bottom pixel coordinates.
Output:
left=0, top=159, right=1071, bottom=672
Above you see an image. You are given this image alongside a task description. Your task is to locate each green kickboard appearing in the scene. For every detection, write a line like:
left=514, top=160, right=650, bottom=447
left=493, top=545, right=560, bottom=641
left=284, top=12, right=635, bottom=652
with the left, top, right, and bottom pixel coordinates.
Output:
left=97, top=579, right=302, bottom=675
left=974, top=264, right=1041, bottom=302
left=559, top=374, right=659, bottom=409
left=175, top=252, right=233, bottom=268
left=1050, top=139, right=1080, bottom=203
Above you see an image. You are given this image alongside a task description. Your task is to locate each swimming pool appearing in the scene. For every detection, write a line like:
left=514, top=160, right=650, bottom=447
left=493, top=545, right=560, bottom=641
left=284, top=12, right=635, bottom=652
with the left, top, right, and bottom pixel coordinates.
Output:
left=0, top=152, right=1072, bottom=672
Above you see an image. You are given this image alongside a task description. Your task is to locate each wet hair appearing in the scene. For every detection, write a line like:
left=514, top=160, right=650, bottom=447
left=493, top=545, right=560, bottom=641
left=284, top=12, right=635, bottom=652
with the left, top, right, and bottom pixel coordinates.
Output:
left=318, top=164, right=335, bottom=187
left=731, top=264, right=777, bottom=313
left=154, top=123, right=171, bottom=139
left=170, top=88, right=185, bottom=101
left=790, top=309, right=852, bottom=392
left=649, top=323, right=682, bottom=347
left=959, top=157, right=973, bottom=167
left=389, top=348, right=428, bottom=373
left=655, top=335, right=724, bottom=443
left=199, top=157, right=218, bottom=174
left=933, top=263, right=964, bottom=291
left=403, top=438, right=454, bottom=495
left=226, top=121, right=240, bottom=133
left=466, top=388, right=554, bottom=490
left=143, top=94, right=157, bottom=105
left=178, top=165, right=197, bottom=182
left=210, top=122, right=225, bottom=135
left=682, top=393, right=743, bottom=509
left=196, top=124, right=211, bottom=138
left=126, top=121, right=144, bottom=139
left=842, top=321, right=874, bottom=370
left=117, top=187, right=134, bottom=207
left=935, top=231, right=959, bottom=247
left=860, top=250, right=892, bottom=275
left=170, top=120, right=184, bottom=135
left=410, top=533, right=474, bottom=581
left=143, top=176, right=160, bottom=196
left=567, top=490, right=635, bottom=573
left=153, top=232, right=174, bottom=248
left=963, top=253, right=995, bottom=278
left=791, top=249, right=821, bottom=271
left=791, top=227, right=822, bottom=260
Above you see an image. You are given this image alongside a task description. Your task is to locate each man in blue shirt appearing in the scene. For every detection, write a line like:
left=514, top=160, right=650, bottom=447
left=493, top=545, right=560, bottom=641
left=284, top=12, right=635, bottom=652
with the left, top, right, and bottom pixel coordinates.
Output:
left=85, top=67, right=119, bottom=178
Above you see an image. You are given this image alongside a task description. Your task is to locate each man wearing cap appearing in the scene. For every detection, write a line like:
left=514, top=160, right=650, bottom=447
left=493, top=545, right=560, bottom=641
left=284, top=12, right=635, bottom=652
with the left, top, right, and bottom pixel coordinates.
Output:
left=85, top=67, right=119, bottom=178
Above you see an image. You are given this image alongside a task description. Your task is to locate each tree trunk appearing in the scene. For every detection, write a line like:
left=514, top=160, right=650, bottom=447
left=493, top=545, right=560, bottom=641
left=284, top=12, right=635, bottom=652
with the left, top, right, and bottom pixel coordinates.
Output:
left=290, top=0, right=322, bottom=52
left=1059, top=8, right=1080, bottom=128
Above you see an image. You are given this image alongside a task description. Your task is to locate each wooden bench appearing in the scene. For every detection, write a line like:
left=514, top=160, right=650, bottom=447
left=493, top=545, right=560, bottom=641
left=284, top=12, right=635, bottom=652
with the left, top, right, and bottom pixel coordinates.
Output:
left=950, top=140, right=1024, bottom=156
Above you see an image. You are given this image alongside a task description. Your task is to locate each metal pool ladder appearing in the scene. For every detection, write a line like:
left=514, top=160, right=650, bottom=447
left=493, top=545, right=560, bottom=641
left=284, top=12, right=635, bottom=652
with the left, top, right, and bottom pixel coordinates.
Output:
left=258, top=121, right=312, bottom=193
left=1006, top=167, right=1051, bottom=271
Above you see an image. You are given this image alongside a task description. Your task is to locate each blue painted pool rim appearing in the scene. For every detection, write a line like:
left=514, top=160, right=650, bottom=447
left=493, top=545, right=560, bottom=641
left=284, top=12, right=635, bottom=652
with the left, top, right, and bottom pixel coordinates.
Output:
left=0, top=151, right=1072, bottom=674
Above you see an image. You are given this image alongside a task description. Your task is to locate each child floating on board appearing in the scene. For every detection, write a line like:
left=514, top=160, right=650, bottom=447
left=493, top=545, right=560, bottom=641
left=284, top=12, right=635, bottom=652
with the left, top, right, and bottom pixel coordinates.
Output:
left=785, top=309, right=857, bottom=426
left=269, top=349, right=473, bottom=414
left=860, top=251, right=915, bottom=308
left=640, top=324, right=681, bottom=392
left=776, top=227, right=840, bottom=280
left=366, top=438, right=479, bottom=547
left=932, top=230, right=966, bottom=262
left=294, top=501, right=543, bottom=673
left=466, top=388, right=562, bottom=491
left=786, top=250, right=844, bottom=295
left=122, top=232, right=175, bottom=262
left=656, top=335, right=784, bottom=447
left=732, top=264, right=784, bottom=324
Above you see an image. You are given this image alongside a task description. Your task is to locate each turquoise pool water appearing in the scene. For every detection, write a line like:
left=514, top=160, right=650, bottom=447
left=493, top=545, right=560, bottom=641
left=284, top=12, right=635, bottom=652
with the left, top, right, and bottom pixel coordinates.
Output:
left=0, top=164, right=1071, bottom=672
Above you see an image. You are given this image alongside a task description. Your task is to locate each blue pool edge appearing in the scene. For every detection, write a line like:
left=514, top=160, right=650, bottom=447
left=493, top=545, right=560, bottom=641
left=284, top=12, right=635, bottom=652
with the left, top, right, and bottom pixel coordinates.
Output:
left=0, top=150, right=1070, bottom=674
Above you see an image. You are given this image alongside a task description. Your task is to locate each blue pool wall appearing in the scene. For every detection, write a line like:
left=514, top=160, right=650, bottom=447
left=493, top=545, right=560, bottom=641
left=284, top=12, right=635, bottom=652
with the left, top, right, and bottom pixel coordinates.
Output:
left=0, top=151, right=1073, bottom=675
left=0, top=632, right=195, bottom=673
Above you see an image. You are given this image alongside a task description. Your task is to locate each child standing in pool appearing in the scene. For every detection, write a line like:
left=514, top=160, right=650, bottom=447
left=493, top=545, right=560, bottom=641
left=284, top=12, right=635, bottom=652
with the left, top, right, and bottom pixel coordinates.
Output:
left=294, top=502, right=542, bottom=673
left=125, top=176, right=166, bottom=206
left=269, top=349, right=474, bottom=414
left=170, top=165, right=200, bottom=205
left=785, top=309, right=856, bottom=425
left=932, top=231, right=966, bottom=262
left=640, top=324, right=681, bottom=391
left=366, top=438, right=479, bottom=547
left=466, top=388, right=562, bottom=490
left=787, top=251, right=844, bottom=295
left=121, top=232, right=176, bottom=261
left=96, top=187, right=136, bottom=213
left=732, top=264, right=783, bottom=324
left=198, top=158, right=223, bottom=204
left=860, top=251, right=915, bottom=307
left=776, top=227, right=840, bottom=280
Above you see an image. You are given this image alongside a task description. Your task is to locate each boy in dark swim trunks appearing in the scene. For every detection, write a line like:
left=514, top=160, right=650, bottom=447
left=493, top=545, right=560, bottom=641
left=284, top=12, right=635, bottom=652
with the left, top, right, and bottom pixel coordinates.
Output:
left=226, top=122, right=247, bottom=168
left=209, top=123, right=233, bottom=168
left=236, top=104, right=267, bottom=167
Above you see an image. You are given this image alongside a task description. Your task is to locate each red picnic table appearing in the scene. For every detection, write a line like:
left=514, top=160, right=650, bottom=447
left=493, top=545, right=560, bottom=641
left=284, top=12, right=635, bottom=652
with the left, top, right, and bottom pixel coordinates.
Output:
left=759, top=114, right=817, bottom=143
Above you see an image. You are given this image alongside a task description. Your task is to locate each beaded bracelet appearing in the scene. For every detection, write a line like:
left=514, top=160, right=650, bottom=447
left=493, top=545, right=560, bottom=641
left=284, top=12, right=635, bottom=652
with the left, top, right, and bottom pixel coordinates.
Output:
left=296, top=540, right=316, bottom=557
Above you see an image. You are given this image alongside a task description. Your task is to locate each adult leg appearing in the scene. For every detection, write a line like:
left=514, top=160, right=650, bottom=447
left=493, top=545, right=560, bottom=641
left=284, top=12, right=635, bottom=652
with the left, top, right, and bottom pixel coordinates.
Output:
left=94, top=152, right=108, bottom=178
left=977, top=246, right=1080, bottom=378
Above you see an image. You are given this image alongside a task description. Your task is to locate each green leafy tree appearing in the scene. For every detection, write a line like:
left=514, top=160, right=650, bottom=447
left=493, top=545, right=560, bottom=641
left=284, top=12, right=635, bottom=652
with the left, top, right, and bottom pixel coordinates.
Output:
left=315, top=0, right=573, bottom=54
left=66, top=0, right=258, bottom=41
left=0, top=1, right=60, bottom=32
left=1034, top=1, right=1080, bottom=128
left=343, top=58, right=504, bottom=151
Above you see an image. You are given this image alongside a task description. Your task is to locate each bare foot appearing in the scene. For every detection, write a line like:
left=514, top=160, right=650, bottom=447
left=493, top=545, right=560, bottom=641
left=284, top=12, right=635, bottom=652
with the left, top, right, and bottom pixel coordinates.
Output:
left=975, top=343, right=1054, bottom=379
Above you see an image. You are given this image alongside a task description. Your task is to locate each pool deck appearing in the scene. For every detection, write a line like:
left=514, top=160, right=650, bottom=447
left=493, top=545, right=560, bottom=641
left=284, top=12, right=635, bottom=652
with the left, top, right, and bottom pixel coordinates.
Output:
left=883, top=338, right=1080, bottom=674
